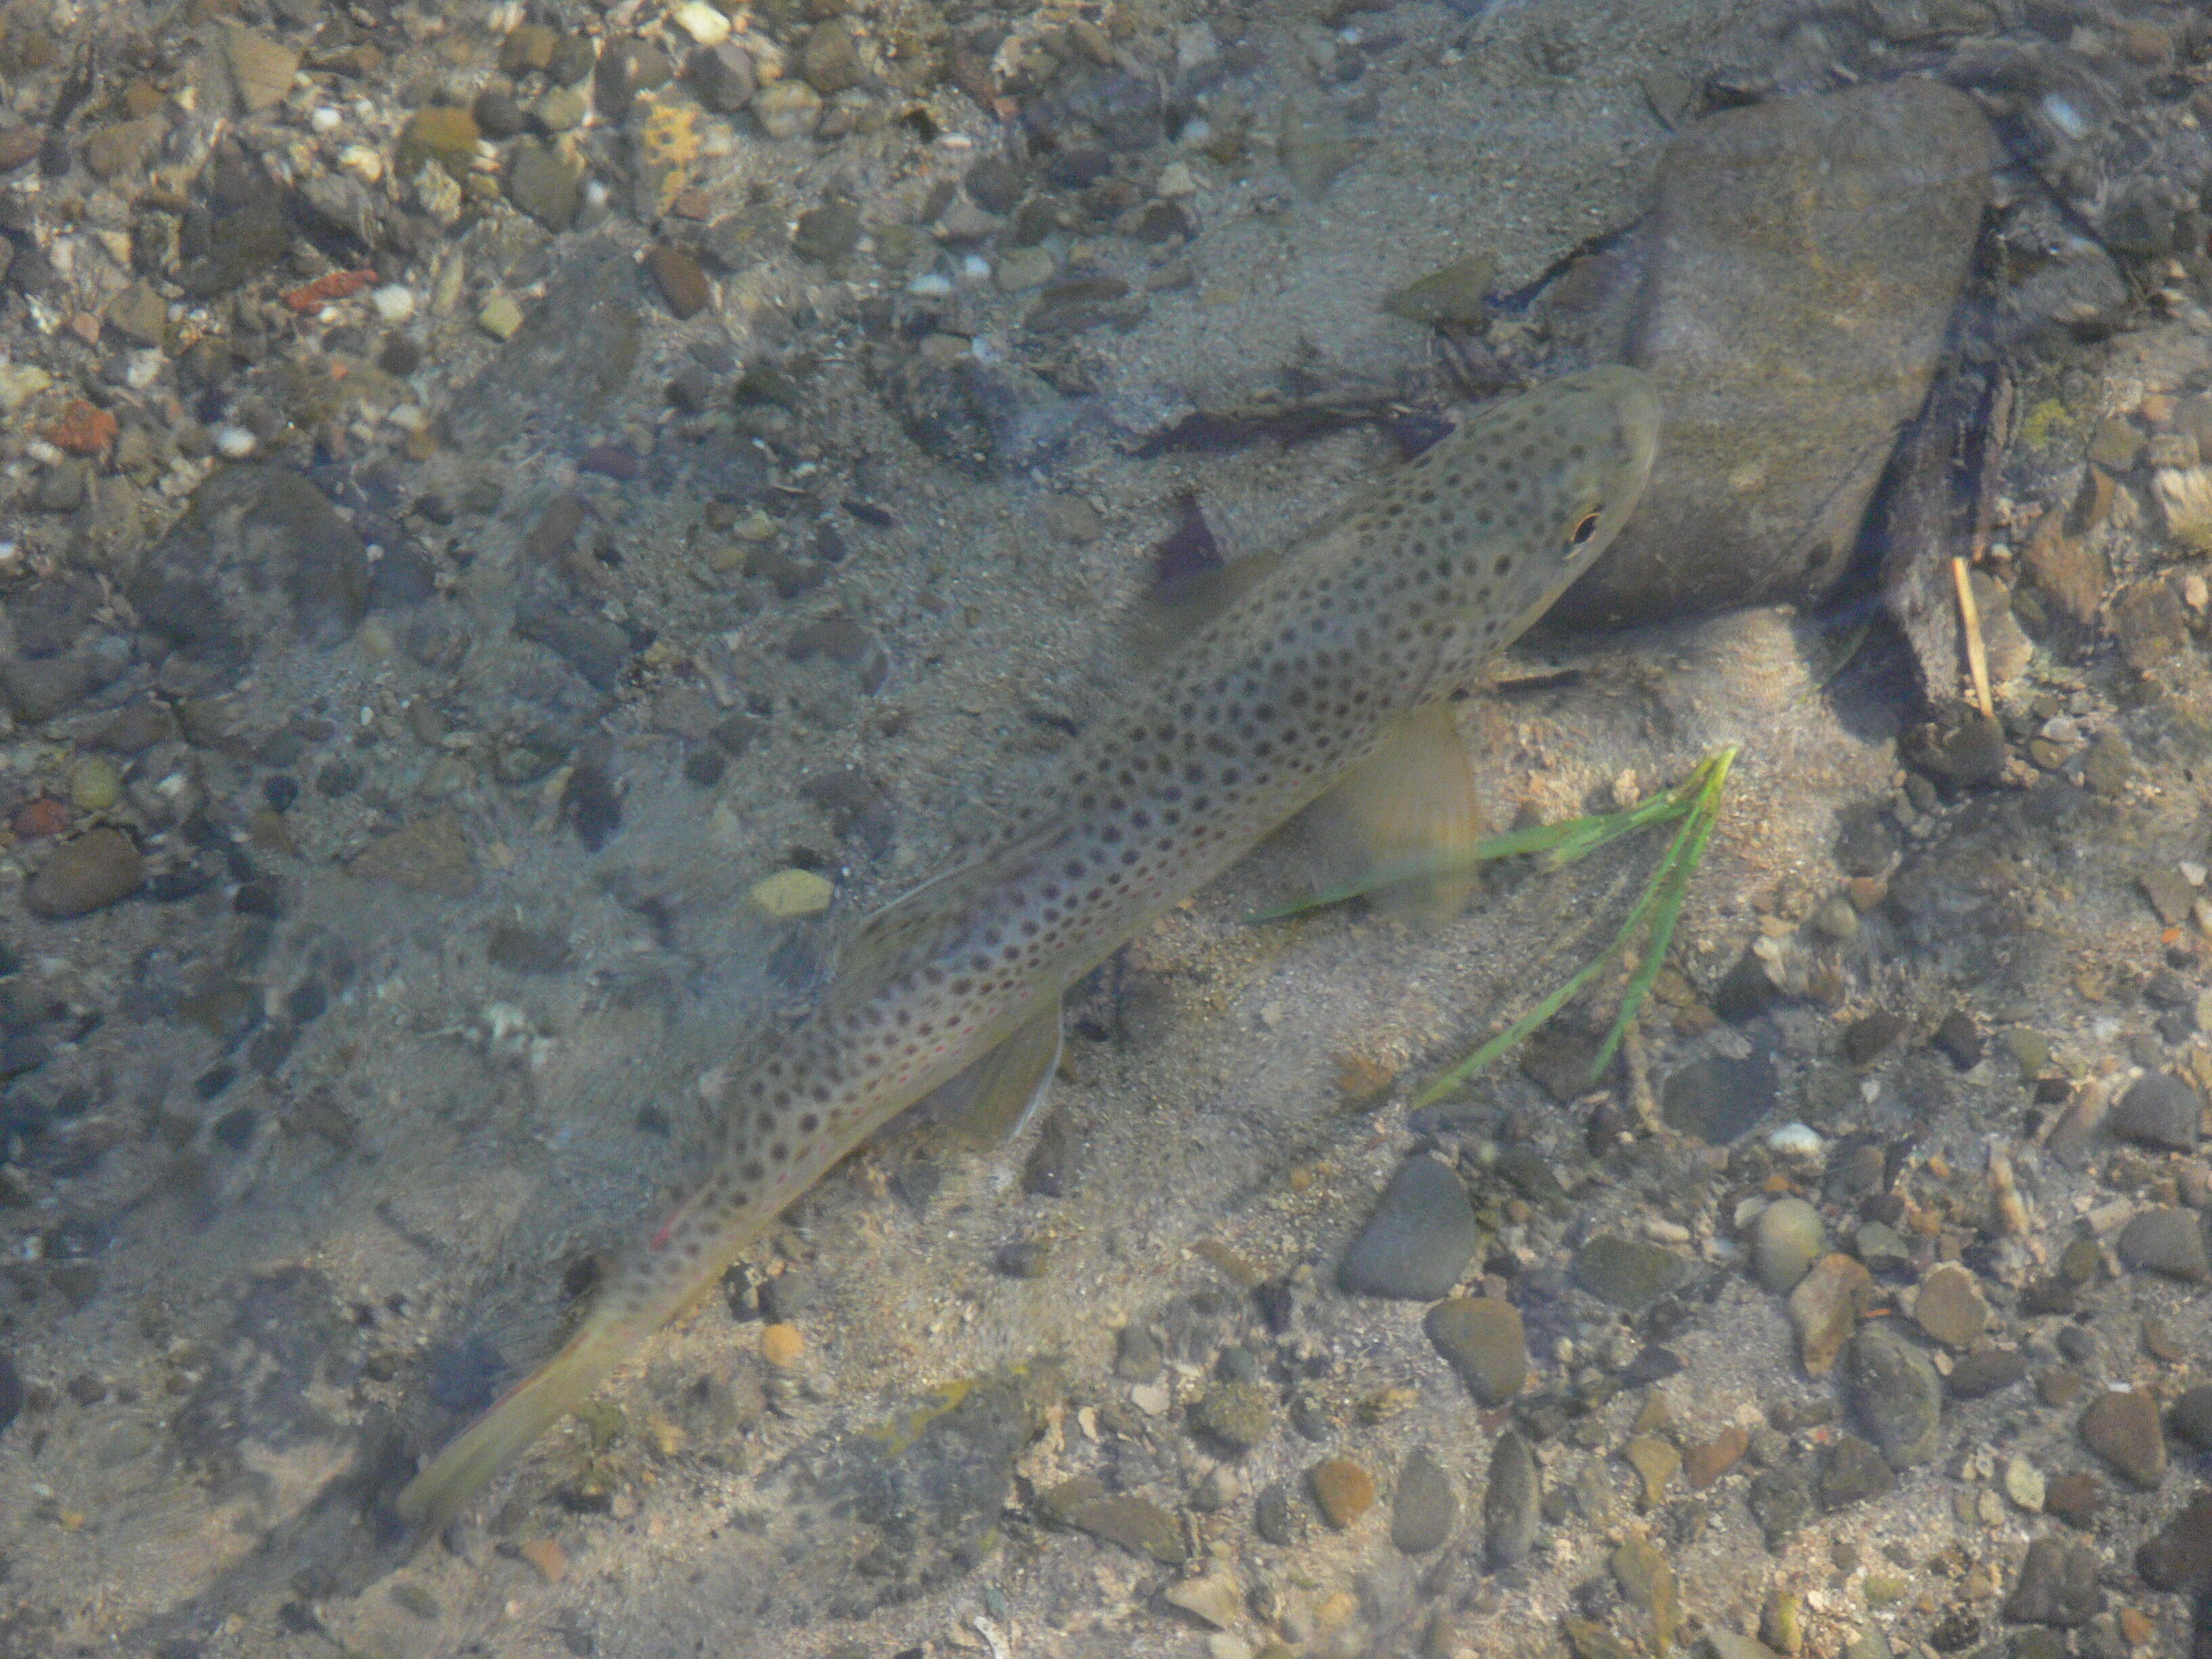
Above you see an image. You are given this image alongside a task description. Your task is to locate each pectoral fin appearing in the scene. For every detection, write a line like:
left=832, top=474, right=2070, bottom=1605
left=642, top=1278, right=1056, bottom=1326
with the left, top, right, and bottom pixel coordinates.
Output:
left=1302, top=702, right=1486, bottom=925
left=920, top=995, right=1065, bottom=1153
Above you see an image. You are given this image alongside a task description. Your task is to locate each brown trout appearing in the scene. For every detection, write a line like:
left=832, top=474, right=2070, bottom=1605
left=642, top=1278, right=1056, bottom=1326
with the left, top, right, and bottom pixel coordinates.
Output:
left=396, top=365, right=1660, bottom=1529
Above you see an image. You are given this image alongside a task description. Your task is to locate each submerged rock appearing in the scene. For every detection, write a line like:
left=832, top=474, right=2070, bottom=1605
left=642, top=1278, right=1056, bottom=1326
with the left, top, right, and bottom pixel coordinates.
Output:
left=1553, top=79, right=1994, bottom=627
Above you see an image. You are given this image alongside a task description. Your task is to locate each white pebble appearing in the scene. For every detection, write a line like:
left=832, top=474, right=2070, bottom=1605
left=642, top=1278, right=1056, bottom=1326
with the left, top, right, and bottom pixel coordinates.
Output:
left=1767, top=1121, right=1824, bottom=1158
left=905, top=270, right=954, bottom=297
left=670, top=0, right=730, bottom=45
left=1128, top=1381, right=1170, bottom=1416
left=370, top=284, right=416, bottom=324
left=2181, top=861, right=2206, bottom=887
left=338, top=144, right=384, bottom=184
left=958, top=252, right=991, bottom=283
left=310, top=105, right=342, bottom=133
left=213, top=426, right=258, bottom=459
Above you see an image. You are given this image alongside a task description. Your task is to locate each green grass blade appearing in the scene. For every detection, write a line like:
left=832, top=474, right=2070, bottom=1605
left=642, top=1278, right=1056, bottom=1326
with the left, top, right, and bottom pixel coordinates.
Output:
left=1582, top=747, right=1735, bottom=1081
left=1413, top=745, right=1737, bottom=1105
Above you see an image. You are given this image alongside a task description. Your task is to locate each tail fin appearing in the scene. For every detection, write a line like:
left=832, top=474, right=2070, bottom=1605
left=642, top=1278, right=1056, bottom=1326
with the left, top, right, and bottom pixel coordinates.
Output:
left=395, top=1301, right=646, bottom=1534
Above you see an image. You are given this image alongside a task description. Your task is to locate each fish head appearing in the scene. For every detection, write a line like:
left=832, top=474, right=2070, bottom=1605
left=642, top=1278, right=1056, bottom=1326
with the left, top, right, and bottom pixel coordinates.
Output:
left=1491, top=363, right=1660, bottom=641
left=1419, top=365, right=1660, bottom=689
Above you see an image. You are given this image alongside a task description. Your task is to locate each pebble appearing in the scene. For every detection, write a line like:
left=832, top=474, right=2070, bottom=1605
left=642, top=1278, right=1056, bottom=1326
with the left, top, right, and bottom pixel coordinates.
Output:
left=1553, top=79, right=1994, bottom=626
left=1305, top=1456, right=1374, bottom=1530
left=670, top=1, right=730, bottom=46
left=2002, top=1454, right=2045, bottom=1512
left=2003, top=1537, right=2106, bottom=1627
left=1422, top=1296, right=1526, bottom=1406
left=1945, top=1347, right=2025, bottom=1399
left=1659, top=1052, right=1780, bottom=1142
left=370, top=285, right=415, bottom=325
left=1787, top=1252, right=1871, bottom=1376
left=2136, top=1490, right=2212, bottom=1593
left=1841, top=1321, right=1942, bottom=1470
left=1683, top=1426, right=1748, bottom=1489
left=995, top=247, right=1055, bottom=292
left=1188, top=1382, right=1271, bottom=1454
left=1381, top=255, right=1494, bottom=328
left=1336, top=1157, right=1479, bottom=1300
left=749, top=869, right=834, bottom=918
left=1909, top=1262, right=1991, bottom=1347
left=477, top=293, right=525, bottom=340
left=1751, top=1197, right=1825, bottom=1294
left=690, top=42, right=756, bottom=112
left=2170, top=1382, right=2212, bottom=1452
left=1389, top=1450, right=1456, bottom=1555
left=759, top=1323, right=804, bottom=1368
left=1571, top=1234, right=1692, bottom=1311
left=507, top=137, right=583, bottom=229
left=67, top=757, right=120, bottom=811
left=2115, top=1206, right=2210, bottom=1281
left=1044, top=1478, right=1185, bottom=1565
left=1610, top=1536, right=1680, bottom=1656
left=2043, top=1469, right=2102, bottom=1529
left=2078, top=1389, right=2164, bottom=1488
left=26, top=827, right=144, bottom=918
left=2109, top=1072, right=2203, bottom=1151
left=646, top=245, right=712, bottom=319
left=754, top=79, right=823, bottom=140
left=517, top=1537, right=567, bottom=1583
left=1482, top=1431, right=1539, bottom=1570
left=1820, top=1433, right=1895, bottom=1508
left=1622, top=1435, right=1679, bottom=1510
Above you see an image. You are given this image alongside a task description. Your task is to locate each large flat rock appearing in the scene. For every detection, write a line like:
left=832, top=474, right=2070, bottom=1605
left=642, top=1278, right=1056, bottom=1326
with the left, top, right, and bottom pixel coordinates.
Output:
left=1553, top=78, right=1994, bottom=626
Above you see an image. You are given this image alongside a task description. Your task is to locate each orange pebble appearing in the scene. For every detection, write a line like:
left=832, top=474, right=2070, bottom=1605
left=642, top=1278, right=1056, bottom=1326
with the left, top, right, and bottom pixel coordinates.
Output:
left=760, top=1322, right=804, bottom=1368
left=44, top=400, right=117, bottom=455
left=12, top=797, right=69, bottom=838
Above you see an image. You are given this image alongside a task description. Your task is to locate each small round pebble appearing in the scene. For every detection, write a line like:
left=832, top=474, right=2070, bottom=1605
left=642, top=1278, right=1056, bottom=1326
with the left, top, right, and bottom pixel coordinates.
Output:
left=759, top=1322, right=805, bottom=1368
left=754, top=79, right=822, bottom=140
left=1307, top=1456, right=1374, bottom=1530
left=1752, top=1197, right=1825, bottom=1294
left=1188, top=1382, right=1271, bottom=1454
left=1389, top=1450, right=1456, bottom=1555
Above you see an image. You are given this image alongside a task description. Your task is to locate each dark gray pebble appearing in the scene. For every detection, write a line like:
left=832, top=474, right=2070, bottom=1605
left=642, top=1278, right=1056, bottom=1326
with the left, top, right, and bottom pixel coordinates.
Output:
left=2003, top=1536, right=2105, bottom=1628
left=2169, top=1382, right=2212, bottom=1453
left=1819, top=1433, right=1895, bottom=1509
left=1337, top=1157, right=1479, bottom=1300
left=1946, top=1348, right=2026, bottom=1400
left=1841, top=1321, right=1941, bottom=1470
left=1659, top=1051, right=1779, bottom=1142
left=1481, top=1431, right=1539, bottom=1570
left=1389, top=1449, right=1456, bottom=1555
left=1572, top=1234, right=1694, bottom=1312
left=2109, top=1072, right=2202, bottom=1151
left=2115, top=1207, right=2210, bottom=1282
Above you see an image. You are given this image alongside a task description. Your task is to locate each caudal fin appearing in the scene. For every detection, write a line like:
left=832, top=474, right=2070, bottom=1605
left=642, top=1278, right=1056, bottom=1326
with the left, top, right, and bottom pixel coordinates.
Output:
left=396, top=1307, right=642, bottom=1534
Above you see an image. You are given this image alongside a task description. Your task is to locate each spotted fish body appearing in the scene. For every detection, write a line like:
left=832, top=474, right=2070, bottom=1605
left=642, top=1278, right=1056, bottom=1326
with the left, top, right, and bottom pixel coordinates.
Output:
left=397, top=366, right=1661, bottom=1528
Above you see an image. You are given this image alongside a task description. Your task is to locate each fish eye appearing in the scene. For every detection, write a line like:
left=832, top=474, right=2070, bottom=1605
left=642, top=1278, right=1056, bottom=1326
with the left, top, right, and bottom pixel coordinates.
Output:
left=1569, top=510, right=1603, bottom=546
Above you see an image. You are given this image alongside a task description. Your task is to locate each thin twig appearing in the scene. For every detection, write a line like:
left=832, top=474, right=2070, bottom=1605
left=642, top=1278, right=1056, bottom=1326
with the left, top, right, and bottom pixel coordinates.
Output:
left=1954, top=555, right=1994, bottom=720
